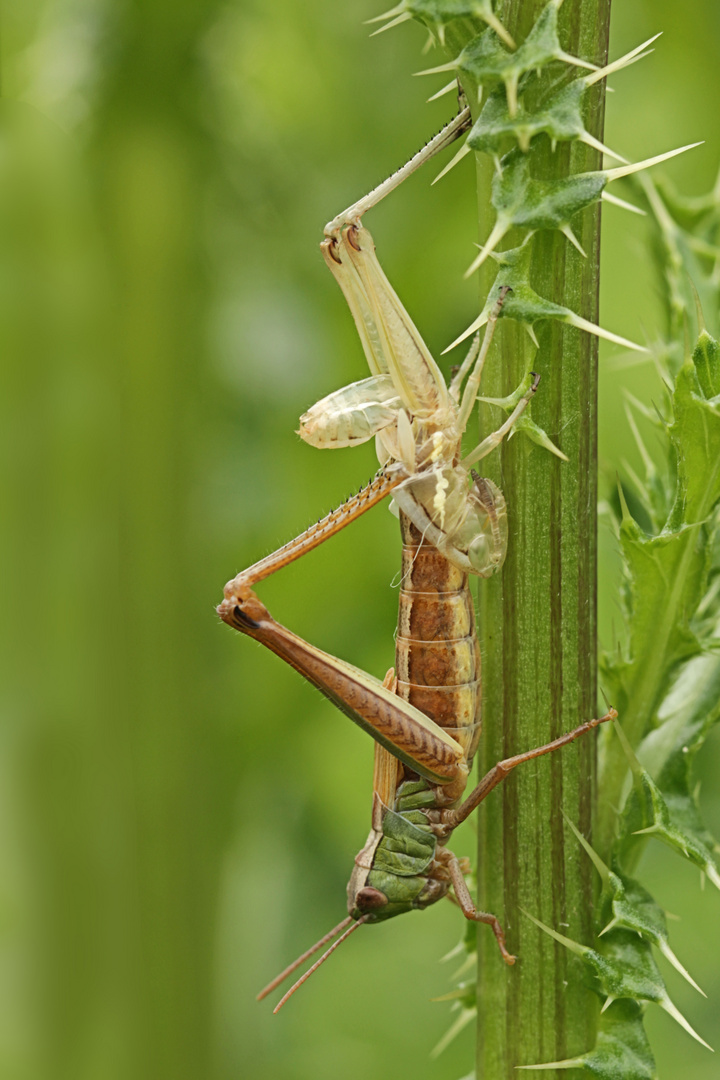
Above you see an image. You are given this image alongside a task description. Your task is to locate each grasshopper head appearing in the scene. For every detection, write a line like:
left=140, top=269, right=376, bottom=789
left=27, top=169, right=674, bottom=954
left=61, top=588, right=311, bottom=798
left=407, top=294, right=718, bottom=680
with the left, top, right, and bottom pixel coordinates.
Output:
left=347, top=807, right=444, bottom=921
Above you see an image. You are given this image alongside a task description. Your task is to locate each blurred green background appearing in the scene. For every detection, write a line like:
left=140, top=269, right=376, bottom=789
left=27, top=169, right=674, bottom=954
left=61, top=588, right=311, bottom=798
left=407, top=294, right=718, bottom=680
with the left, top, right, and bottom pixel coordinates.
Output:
left=2, top=2, right=719, bottom=1079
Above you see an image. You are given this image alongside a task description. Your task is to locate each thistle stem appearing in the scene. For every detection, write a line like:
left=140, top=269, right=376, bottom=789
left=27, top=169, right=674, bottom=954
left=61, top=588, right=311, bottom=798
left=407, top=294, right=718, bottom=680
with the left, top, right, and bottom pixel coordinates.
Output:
left=451, top=2, right=612, bottom=1075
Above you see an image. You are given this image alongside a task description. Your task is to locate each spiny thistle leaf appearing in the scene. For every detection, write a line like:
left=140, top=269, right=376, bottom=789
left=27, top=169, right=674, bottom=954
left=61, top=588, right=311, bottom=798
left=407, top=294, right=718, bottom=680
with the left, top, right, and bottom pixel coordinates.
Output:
left=601, top=340, right=720, bottom=749
left=517, top=1000, right=657, bottom=1077
left=463, top=146, right=698, bottom=276
left=634, top=174, right=720, bottom=346
left=370, top=0, right=514, bottom=49
left=668, top=359, right=720, bottom=524
left=620, top=396, right=672, bottom=533
left=477, top=370, right=568, bottom=459
left=565, top=815, right=704, bottom=993
left=613, top=721, right=720, bottom=890
left=445, top=242, right=646, bottom=353
left=464, top=34, right=658, bottom=159
left=467, top=70, right=624, bottom=160
left=693, top=329, right=720, bottom=399
left=416, top=0, right=595, bottom=114
left=464, top=147, right=607, bottom=270
left=526, top=328, right=720, bottom=1071
left=524, top=913, right=712, bottom=1048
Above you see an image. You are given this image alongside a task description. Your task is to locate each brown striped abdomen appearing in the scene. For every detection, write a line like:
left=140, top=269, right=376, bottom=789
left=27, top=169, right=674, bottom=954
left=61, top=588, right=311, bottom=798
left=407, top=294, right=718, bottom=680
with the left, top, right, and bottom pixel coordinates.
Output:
left=395, top=513, right=481, bottom=768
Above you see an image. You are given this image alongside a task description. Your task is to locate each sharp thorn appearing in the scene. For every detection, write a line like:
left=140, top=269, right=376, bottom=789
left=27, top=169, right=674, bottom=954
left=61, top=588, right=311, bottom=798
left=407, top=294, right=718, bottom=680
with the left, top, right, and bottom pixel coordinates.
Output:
left=560, top=224, right=587, bottom=258
left=483, top=12, right=516, bottom=50
left=443, top=313, right=489, bottom=354
left=585, top=32, right=662, bottom=86
left=566, top=312, right=649, bottom=353
left=661, top=995, right=714, bottom=1050
left=556, top=50, right=599, bottom=73
left=580, top=131, right=629, bottom=164
left=432, top=140, right=472, bottom=185
left=364, top=3, right=404, bottom=24
left=369, top=11, right=412, bottom=35
left=464, top=220, right=508, bottom=277
left=426, top=78, right=459, bottom=103
left=602, top=191, right=646, bottom=216
left=414, top=62, right=457, bottom=77
left=606, top=143, right=704, bottom=183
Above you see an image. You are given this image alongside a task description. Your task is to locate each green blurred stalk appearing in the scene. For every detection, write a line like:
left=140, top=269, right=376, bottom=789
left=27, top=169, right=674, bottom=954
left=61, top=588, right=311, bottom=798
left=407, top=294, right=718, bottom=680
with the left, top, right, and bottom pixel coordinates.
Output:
left=1, top=5, right=228, bottom=1079
left=453, top=2, right=611, bottom=1075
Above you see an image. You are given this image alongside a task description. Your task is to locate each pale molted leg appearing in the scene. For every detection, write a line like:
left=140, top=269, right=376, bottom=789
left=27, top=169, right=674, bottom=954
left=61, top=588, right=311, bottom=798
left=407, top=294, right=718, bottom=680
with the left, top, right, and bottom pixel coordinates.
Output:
left=338, top=224, right=450, bottom=418
left=461, top=371, right=541, bottom=470
left=324, top=107, right=471, bottom=237
left=320, top=221, right=450, bottom=415
left=448, top=330, right=482, bottom=403
left=455, top=286, right=511, bottom=431
left=320, top=229, right=392, bottom=380
left=316, top=110, right=475, bottom=434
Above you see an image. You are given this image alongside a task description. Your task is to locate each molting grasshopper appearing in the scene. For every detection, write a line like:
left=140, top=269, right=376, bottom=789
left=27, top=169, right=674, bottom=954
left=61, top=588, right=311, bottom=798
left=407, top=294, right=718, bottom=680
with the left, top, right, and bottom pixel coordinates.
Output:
left=218, top=109, right=616, bottom=1011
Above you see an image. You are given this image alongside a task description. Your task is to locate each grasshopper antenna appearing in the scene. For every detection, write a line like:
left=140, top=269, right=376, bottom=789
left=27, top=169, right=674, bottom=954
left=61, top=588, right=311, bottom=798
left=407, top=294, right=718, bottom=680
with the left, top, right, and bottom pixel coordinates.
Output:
left=256, top=915, right=354, bottom=1002
left=271, top=916, right=368, bottom=1013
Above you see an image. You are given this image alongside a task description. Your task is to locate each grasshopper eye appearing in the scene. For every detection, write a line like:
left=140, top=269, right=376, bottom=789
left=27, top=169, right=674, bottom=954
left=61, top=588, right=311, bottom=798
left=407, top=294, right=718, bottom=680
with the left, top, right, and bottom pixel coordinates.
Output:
left=355, top=887, right=388, bottom=911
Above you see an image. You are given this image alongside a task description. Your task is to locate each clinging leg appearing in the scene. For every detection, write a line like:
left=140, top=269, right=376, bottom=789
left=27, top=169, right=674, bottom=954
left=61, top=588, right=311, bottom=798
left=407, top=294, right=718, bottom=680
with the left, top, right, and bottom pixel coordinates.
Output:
left=224, top=465, right=402, bottom=593
left=461, top=371, right=541, bottom=470
left=438, top=848, right=516, bottom=966
left=433, top=707, right=617, bottom=965
left=445, top=707, right=618, bottom=832
left=324, top=107, right=471, bottom=237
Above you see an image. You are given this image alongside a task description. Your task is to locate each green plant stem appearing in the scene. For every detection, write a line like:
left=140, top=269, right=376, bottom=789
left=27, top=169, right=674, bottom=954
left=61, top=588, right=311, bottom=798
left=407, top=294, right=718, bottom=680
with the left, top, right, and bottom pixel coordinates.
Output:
left=464, top=2, right=611, bottom=1075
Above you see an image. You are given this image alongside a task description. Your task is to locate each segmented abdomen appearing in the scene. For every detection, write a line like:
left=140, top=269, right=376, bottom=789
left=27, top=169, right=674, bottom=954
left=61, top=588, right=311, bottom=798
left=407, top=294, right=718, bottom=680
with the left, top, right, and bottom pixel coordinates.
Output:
left=395, top=513, right=481, bottom=772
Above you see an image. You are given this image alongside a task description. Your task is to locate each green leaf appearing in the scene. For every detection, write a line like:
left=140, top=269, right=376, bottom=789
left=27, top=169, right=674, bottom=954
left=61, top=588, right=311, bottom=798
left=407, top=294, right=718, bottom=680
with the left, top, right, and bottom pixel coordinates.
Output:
left=601, top=342, right=720, bottom=757
left=614, top=723, right=720, bottom=891
left=693, top=329, right=720, bottom=398
left=668, top=357, right=720, bottom=526
left=478, top=369, right=568, bottom=459
left=482, top=147, right=607, bottom=245
left=564, top=815, right=704, bottom=993
left=401, top=0, right=514, bottom=48
left=417, top=0, right=593, bottom=114
left=448, top=242, right=645, bottom=355
left=640, top=642, right=720, bottom=826
left=635, top=174, right=720, bottom=346
left=468, top=76, right=596, bottom=158
left=620, top=395, right=673, bottom=534
left=517, top=1000, right=657, bottom=1078
left=525, top=912, right=712, bottom=1049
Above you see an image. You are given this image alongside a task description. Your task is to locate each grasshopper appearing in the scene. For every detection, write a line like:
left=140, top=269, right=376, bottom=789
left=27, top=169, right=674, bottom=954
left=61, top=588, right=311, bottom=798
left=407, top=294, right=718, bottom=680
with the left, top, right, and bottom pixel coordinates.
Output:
left=218, top=108, right=615, bottom=1011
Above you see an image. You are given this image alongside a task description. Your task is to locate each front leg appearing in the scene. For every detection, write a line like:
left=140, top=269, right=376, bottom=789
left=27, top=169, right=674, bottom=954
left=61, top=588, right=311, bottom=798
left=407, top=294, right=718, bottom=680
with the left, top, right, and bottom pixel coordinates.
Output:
left=227, top=466, right=402, bottom=591
left=437, top=847, right=516, bottom=966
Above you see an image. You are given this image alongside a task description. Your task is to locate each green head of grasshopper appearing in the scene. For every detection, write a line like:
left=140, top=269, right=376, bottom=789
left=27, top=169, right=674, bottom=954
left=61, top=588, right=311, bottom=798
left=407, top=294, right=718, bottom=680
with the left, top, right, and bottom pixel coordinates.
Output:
left=348, top=804, right=445, bottom=922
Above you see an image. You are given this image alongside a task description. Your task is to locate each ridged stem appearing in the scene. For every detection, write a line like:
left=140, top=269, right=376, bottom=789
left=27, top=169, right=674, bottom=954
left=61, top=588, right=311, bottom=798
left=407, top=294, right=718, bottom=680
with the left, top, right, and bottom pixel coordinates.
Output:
left=461, top=2, right=612, bottom=1076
